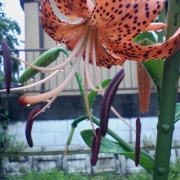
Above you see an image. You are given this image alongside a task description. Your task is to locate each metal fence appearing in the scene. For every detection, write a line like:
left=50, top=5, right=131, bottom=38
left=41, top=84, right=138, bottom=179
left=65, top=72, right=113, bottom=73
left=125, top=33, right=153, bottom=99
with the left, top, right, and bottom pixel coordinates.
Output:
left=2, top=48, right=180, bottom=95
left=1, top=49, right=139, bottom=95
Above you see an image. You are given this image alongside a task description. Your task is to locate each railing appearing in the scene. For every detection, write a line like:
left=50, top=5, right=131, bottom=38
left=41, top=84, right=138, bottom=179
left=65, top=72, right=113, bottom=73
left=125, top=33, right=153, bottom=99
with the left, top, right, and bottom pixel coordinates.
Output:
left=3, top=48, right=179, bottom=95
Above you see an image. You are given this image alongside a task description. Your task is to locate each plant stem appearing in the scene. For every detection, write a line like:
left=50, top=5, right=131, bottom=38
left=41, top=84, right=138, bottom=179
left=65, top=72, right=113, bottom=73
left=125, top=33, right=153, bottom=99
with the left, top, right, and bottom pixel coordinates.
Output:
left=157, top=7, right=164, bottom=43
left=153, top=1, right=180, bottom=179
left=156, top=7, right=164, bottom=112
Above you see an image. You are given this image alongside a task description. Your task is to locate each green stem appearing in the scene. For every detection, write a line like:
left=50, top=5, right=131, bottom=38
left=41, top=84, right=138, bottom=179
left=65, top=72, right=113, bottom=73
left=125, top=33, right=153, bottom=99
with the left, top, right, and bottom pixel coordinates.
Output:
left=156, top=85, right=162, bottom=113
left=156, top=7, right=165, bottom=112
left=157, top=7, right=165, bottom=43
left=71, top=115, right=87, bottom=128
left=66, top=115, right=87, bottom=146
left=74, top=70, right=85, bottom=102
left=67, top=54, right=85, bottom=101
left=153, top=0, right=180, bottom=179
left=66, top=127, right=75, bottom=145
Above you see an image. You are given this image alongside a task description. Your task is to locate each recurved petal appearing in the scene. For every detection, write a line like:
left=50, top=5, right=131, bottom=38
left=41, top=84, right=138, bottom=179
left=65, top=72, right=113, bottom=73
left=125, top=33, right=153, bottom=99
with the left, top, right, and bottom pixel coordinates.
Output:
left=143, top=23, right=166, bottom=31
left=90, top=0, right=164, bottom=42
left=40, top=0, right=86, bottom=46
left=25, top=106, right=41, bottom=147
left=105, top=27, right=180, bottom=62
left=54, top=0, right=94, bottom=20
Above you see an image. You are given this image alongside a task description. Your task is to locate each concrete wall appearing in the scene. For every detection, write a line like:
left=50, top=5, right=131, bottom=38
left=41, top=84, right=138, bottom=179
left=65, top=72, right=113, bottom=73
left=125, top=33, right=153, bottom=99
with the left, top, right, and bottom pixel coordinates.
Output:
left=3, top=117, right=180, bottom=176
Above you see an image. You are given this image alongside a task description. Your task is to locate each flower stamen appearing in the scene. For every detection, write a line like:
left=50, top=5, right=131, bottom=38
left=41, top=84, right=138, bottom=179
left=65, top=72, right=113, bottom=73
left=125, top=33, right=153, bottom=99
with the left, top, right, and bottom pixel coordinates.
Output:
left=11, top=25, right=89, bottom=73
left=0, top=70, right=60, bottom=93
left=85, top=29, right=104, bottom=92
left=91, top=32, right=136, bottom=133
left=19, top=47, right=85, bottom=105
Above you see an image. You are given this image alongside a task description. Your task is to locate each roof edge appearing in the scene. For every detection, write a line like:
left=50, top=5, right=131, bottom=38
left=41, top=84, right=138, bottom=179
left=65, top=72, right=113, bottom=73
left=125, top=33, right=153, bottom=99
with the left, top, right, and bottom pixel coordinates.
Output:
left=19, top=0, right=39, bottom=10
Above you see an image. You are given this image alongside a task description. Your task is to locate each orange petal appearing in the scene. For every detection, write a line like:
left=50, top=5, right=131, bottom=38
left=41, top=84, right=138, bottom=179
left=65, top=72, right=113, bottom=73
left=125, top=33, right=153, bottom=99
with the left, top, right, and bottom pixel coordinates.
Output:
left=54, top=0, right=94, bottom=19
left=40, top=0, right=86, bottom=46
left=90, top=0, right=164, bottom=41
left=88, top=32, right=125, bottom=68
left=143, top=23, right=166, bottom=31
left=105, top=27, right=180, bottom=62
left=137, top=62, right=151, bottom=112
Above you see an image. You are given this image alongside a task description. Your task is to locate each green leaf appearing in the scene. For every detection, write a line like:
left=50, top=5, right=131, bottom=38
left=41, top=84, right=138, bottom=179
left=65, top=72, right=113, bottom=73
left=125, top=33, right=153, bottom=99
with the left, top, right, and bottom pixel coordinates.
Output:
left=135, top=38, right=164, bottom=91
left=134, top=33, right=163, bottom=90
left=80, top=129, right=154, bottom=174
left=142, top=58, right=164, bottom=91
left=81, top=129, right=129, bottom=153
left=19, top=47, right=69, bottom=83
left=134, top=31, right=157, bottom=44
left=83, top=79, right=111, bottom=112
left=121, top=152, right=154, bottom=174
left=175, top=103, right=180, bottom=124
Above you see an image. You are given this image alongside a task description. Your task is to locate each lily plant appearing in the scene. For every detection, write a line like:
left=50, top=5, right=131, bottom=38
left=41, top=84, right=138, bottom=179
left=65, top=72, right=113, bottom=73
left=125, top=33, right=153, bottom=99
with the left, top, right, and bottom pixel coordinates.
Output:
left=1, top=0, right=180, bottom=179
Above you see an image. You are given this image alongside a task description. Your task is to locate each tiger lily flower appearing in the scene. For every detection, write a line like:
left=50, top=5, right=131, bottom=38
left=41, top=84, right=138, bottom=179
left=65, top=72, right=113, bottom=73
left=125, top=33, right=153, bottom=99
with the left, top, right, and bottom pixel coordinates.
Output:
left=19, top=0, right=180, bottom=107
left=1, top=0, right=180, bottom=124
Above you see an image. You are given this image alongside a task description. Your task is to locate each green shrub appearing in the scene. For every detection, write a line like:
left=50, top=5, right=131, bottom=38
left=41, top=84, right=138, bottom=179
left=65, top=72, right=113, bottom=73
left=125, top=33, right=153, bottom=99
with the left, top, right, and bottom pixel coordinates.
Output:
left=5, top=160, right=180, bottom=180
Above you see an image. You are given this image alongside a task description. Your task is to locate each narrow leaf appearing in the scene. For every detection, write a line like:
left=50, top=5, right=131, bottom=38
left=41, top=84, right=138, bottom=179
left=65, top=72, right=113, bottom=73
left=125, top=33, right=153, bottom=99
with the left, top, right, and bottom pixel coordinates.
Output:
left=80, top=129, right=129, bottom=153
left=121, top=152, right=154, bottom=174
left=174, top=103, right=180, bottom=124
left=134, top=31, right=157, bottom=44
left=81, top=129, right=153, bottom=174
left=142, top=59, right=163, bottom=91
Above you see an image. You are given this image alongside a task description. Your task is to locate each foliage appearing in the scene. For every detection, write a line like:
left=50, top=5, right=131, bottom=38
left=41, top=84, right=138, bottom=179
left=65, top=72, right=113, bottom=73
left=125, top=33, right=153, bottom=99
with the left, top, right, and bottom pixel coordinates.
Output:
left=5, top=160, right=180, bottom=180
left=0, top=2, right=21, bottom=83
left=168, top=160, right=180, bottom=179
left=0, top=107, right=25, bottom=154
left=4, top=168, right=148, bottom=180
left=0, top=133, right=25, bottom=154
left=0, top=104, right=10, bottom=129
left=0, top=3, right=21, bottom=49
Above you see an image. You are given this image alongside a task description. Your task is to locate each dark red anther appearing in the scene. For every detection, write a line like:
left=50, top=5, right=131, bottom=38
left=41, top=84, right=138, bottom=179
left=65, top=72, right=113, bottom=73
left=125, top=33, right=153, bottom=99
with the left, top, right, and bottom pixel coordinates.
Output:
left=135, top=117, right=141, bottom=166
left=25, top=106, right=41, bottom=147
left=100, top=69, right=125, bottom=136
left=91, top=128, right=101, bottom=166
left=1, top=38, right=12, bottom=94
